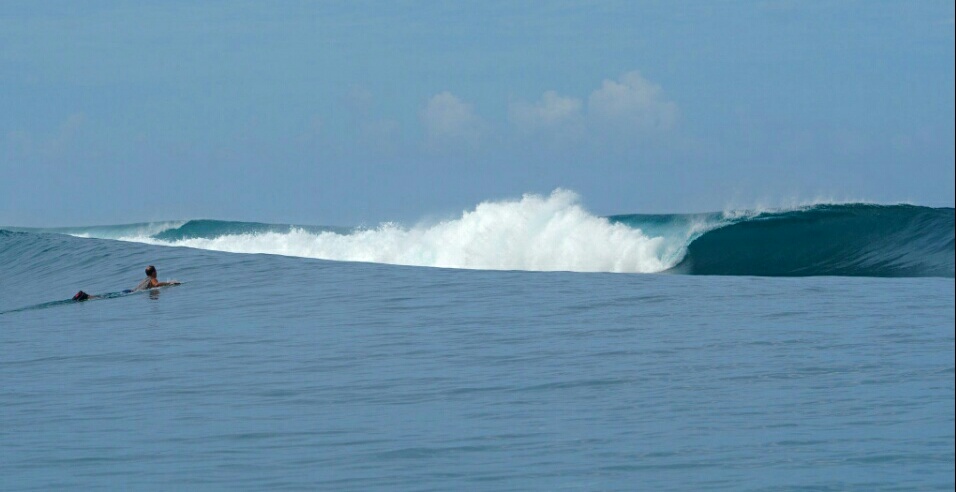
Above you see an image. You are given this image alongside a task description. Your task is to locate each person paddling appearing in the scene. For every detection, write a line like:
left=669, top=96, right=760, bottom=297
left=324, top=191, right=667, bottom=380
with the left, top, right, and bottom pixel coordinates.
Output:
left=134, top=265, right=180, bottom=291
left=72, top=265, right=180, bottom=301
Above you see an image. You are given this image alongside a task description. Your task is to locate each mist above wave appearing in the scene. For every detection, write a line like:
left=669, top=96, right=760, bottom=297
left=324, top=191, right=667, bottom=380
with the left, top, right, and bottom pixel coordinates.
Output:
left=125, top=190, right=683, bottom=273
left=17, top=190, right=950, bottom=277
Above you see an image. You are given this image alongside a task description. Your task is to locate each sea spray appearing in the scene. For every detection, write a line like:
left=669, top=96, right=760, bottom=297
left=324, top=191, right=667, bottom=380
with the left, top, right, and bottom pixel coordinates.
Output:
left=6, top=191, right=952, bottom=277
left=125, top=190, right=678, bottom=273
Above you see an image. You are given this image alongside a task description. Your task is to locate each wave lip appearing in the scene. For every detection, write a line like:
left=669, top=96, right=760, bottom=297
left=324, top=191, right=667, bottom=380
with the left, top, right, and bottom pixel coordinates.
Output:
left=129, top=190, right=680, bottom=273
left=150, top=220, right=350, bottom=242
left=669, top=204, right=955, bottom=277
left=2, top=221, right=186, bottom=240
left=6, top=193, right=952, bottom=278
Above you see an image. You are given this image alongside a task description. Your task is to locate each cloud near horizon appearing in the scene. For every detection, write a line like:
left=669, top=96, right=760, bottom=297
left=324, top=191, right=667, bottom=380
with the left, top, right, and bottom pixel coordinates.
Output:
left=507, top=71, right=678, bottom=139
left=420, top=92, right=482, bottom=152
left=508, top=90, right=583, bottom=132
left=588, top=71, right=678, bottom=131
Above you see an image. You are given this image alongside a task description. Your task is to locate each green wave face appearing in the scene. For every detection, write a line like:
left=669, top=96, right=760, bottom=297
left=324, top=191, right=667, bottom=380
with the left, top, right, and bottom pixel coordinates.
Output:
left=4, top=203, right=953, bottom=277
left=151, top=220, right=350, bottom=241
left=669, top=204, right=954, bottom=277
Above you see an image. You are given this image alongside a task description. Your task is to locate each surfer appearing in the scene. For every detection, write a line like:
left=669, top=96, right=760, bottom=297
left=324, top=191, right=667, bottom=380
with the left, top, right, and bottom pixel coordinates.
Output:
left=134, top=265, right=180, bottom=291
left=72, top=265, right=179, bottom=301
left=72, top=290, right=93, bottom=301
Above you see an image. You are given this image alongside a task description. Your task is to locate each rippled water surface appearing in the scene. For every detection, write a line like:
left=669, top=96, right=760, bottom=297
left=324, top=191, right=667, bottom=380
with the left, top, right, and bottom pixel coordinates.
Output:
left=1, top=234, right=953, bottom=490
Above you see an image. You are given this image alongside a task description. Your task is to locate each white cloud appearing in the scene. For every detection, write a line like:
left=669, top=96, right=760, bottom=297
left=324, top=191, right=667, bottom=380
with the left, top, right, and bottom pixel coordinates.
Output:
left=507, top=71, right=678, bottom=145
left=508, top=91, right=582, bottom=132
left=420, top=92, right=481, bottom=151
left=587, top=71, right=678, bottom=132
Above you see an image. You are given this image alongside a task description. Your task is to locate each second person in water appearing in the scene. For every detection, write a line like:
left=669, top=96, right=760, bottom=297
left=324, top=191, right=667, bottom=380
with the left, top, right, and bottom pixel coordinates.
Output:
left=134, top=265, right=180, bottom=291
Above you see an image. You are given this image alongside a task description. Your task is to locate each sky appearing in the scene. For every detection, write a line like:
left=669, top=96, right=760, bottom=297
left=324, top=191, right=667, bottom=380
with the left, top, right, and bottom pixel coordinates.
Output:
left=1, top=1, right=954, bottom=226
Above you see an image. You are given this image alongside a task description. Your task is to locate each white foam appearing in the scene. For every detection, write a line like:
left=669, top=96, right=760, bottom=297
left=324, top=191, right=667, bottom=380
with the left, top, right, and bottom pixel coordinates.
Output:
left=125, top=190, right=686, bottom=273
left=66, top=221, right=186, bottom=240
left=719, top=196, right=873, bottom=219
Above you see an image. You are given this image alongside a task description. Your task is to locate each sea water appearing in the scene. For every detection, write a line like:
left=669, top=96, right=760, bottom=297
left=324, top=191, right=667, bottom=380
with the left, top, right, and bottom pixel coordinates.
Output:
left=1, top=194, right=953, bottom=491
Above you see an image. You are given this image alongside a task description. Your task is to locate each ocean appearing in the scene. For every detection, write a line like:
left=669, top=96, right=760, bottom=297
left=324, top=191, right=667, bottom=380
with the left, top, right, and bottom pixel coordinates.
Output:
left=2, top=192, right=954, bottom=490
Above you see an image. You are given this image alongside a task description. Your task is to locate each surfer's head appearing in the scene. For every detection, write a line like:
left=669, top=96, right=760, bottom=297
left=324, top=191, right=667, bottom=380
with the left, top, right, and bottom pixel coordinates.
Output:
left=145, top=265, right=157, bottom=278
left=73, top=291, right=90, bottom=301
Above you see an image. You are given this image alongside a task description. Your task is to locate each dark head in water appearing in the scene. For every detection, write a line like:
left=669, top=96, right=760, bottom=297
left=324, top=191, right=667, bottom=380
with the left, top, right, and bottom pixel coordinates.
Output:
left=72, top=291, right=90, bottom=301
left=135, top=265, right=181, bottom=291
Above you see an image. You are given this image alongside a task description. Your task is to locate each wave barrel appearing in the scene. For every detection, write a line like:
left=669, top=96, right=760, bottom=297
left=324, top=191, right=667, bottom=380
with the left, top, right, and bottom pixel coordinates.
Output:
left=670, top=205, right=955, bottom=277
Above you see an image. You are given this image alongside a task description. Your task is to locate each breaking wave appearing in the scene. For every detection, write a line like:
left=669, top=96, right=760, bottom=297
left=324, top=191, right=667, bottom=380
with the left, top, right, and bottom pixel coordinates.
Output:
left=4, top=190, right=953, bottom=277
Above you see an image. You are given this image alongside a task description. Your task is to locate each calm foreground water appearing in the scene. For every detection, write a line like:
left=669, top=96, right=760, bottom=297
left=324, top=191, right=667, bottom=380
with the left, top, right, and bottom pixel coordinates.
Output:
left=1, top=233, right=953, bottom=490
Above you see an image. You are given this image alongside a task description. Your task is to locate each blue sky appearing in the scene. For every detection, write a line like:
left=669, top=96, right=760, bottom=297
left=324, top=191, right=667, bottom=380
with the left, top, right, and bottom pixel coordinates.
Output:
left=2, top=1, right=953, bottom=226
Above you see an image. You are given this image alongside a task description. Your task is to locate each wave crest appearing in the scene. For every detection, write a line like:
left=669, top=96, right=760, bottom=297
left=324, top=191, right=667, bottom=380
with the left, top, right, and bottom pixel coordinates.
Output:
left=10, top=191, right=952, bottom=277
left=129, top=190, right=677, bottom=272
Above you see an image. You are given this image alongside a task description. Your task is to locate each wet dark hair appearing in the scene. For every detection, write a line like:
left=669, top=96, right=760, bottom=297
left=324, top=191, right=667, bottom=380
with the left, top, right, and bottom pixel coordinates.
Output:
left=73, top=291, right=89, bottom=301
left=145, top=265, right=157, bottom=277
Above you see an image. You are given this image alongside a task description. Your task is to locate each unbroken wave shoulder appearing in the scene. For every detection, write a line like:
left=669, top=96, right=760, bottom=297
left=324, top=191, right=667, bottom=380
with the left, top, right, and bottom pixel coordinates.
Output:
left=669, top=204, right=954, bottom=277
left=4, top=196, right=952, bottom=277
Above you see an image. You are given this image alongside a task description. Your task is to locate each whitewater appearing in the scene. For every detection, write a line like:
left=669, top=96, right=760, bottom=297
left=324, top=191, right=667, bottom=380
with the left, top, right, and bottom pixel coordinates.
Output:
left=1, top=190, right=953, bottom=491
left=18, top=190, right=955, bottom=277
left=109, top=190, right=684, bottom=273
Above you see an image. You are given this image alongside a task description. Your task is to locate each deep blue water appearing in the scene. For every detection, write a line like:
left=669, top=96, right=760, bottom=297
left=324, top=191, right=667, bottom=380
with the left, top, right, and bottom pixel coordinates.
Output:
left=1, top=227, right=953, bottom=491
